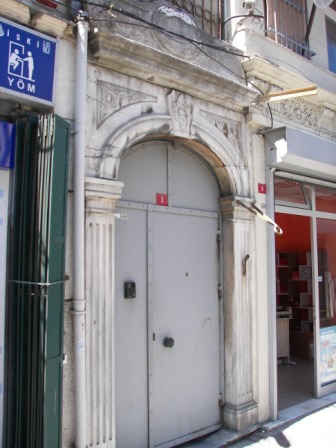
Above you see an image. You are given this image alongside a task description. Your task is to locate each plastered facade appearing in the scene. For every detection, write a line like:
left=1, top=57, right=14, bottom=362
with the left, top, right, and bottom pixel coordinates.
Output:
left=2, top=0, right=336, bottom=447
left=59, top=2, right=272, bottom=445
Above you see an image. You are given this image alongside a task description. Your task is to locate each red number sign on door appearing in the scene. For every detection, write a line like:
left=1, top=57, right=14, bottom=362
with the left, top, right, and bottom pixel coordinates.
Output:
left=258, top=183, right=267, bottom=194
left=156, top=193, right=168, bottom=206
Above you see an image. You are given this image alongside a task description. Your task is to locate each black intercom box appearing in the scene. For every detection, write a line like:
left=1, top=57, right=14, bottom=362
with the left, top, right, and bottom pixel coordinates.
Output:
left=124, top=281, right=136, bottom=299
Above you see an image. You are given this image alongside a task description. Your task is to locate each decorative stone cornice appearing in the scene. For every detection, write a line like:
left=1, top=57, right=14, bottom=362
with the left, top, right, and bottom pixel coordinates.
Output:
left=90, top=0, right=243, bottom=79
left=243, top=56, right=336, bottom=112
left=247, top=91, right=336, bottom=137
left=273, top=97, right=320, bottom=130
left=243, top=57, right=317, bottom=93
left=89, top=31, right=255, bottom=112
left=243, top=58, right=336, bottom=137
left=88, top=0, right=257, bottom=112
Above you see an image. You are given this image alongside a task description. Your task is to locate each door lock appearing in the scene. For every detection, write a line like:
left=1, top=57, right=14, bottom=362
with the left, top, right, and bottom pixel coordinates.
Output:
left=163, top=337, right=175, bottom=348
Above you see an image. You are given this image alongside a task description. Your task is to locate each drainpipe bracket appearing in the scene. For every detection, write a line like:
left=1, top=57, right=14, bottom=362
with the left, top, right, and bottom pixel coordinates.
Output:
left=70, top=307, right=87, bottom=316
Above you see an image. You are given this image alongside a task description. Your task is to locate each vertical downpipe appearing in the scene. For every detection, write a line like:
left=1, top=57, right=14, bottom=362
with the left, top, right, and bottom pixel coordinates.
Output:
left=73, top=14, right=89, bottom=448
left=266, top=167, right=278, bottom=420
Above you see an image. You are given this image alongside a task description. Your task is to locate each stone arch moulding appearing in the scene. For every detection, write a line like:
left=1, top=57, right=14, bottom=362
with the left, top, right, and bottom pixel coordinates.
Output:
left=85, top=111, right=258, bottom=438
left=96, top=113, right=250, bottom=197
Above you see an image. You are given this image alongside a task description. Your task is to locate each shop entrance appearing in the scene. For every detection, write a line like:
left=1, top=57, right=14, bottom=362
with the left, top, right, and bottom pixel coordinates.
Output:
left=274, top=174, right=336, bottom=411
left=275, top=213, right=314, bottom=410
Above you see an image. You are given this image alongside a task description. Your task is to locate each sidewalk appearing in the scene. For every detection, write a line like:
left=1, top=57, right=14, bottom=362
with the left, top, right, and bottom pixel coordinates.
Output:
left=183, top=393, right=336, bottom=448
left=229, top=402, right=336, bottom=448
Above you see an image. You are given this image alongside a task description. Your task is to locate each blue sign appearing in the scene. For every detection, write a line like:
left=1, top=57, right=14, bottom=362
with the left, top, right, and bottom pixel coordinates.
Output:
left=0, top=18, right=56, bottom=104
left=320, top=325, right=336, bottom=386
left=0, top=122, right=16, bottom=169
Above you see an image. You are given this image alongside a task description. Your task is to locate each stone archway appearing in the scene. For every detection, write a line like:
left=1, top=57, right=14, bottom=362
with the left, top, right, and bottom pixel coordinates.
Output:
left=84, top=122, right=257, bottom=446
left=89, top=90, right=250, bottom=198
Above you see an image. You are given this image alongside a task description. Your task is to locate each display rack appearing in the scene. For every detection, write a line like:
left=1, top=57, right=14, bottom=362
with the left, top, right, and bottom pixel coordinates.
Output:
left=276, top=252, right=313, bottom=330
left=276, top=252, right=313, bottom=360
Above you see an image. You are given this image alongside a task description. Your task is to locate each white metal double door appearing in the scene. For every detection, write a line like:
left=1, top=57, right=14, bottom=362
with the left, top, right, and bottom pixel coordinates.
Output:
left=115, top=201, right=221, bottom=448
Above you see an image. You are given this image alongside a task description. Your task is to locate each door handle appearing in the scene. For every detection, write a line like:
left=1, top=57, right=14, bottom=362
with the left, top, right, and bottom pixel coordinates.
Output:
left=163, top=337, right=175, bottom=348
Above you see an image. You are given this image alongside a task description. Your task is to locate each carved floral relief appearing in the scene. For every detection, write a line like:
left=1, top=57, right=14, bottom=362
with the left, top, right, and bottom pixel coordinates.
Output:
left=278, top=98, right=320, bottom=130
left=201, top=110, right=241, bottom=151
left=169, top=90, right=193, bottom=136
left=97, top=80, right=156, bottom=128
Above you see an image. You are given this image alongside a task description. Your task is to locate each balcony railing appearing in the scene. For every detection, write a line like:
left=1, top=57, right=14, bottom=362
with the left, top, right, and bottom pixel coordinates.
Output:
left=265, top=0, right=315, bottom=57
left=140, top=0, right=314, bottom=58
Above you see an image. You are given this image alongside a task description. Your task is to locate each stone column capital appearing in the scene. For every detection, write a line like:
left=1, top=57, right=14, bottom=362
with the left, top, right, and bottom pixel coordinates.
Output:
left=219, top=196, right=254, bottom=221
left=85, top=177, right=123, bottom=214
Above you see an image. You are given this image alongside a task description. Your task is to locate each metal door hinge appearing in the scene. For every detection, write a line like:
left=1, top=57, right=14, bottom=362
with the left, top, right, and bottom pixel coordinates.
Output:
left=218, top=394, right=224, bottom=408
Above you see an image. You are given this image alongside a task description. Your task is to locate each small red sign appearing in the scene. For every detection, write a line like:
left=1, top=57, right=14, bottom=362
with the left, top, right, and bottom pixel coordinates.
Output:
left=156, top=193, right=168, bottom=206
left=258, top=183, right=267, bottom=194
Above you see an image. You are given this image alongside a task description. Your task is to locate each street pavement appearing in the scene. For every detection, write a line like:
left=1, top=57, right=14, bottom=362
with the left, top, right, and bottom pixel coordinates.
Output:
left=228, top=403, right=336, bottom=448
left=183, top=393, right=336, bottom=448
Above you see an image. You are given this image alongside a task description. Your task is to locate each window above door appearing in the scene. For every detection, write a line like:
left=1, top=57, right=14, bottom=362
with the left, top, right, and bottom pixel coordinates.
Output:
left=274, top=177, right=312, bottom=209
left=326, top=16, right=336, bottom=73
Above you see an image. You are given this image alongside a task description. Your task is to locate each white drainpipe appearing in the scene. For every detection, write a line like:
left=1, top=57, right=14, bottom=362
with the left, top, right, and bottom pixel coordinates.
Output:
left=266, top=167, right=278, bottom=421
left=73, top=13, right=89, bottom=448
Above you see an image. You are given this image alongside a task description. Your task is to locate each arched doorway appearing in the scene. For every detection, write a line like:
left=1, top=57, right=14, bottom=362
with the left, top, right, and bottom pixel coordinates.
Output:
left=114, top=141, right=223, bottom=447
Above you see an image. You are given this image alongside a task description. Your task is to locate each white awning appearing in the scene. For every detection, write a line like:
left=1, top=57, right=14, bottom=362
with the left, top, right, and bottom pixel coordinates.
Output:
left=264, top=127, right=336, bottom=181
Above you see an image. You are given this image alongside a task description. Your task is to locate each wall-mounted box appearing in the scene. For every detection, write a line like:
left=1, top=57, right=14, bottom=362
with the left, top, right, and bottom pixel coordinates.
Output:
left=124, top=281, right=136, bottom=299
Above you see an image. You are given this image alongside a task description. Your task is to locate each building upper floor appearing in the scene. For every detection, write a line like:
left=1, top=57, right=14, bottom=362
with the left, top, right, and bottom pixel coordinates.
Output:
left=134, top=1, right=336, bottom=95
left=1, top=0, right=336, bottom=121
left=145, top=1, right=336, bottom=77
left=3, top=0, right=335, bottom=76
left=228, top=0, right=336, bottom=94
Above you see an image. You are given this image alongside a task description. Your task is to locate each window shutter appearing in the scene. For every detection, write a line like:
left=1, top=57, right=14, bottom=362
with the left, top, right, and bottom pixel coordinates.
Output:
left=4, top=113, right=70, bottom=448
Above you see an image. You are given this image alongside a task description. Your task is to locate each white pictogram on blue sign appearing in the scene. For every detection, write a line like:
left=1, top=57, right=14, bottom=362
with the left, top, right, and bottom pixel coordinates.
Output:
left=8, top=43, right=35, bottom=81
left=0, top=18, right=56, bottom=104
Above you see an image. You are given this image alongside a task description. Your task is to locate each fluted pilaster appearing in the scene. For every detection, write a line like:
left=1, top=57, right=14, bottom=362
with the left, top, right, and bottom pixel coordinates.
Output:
left=85, top=177, right=123, bottom=447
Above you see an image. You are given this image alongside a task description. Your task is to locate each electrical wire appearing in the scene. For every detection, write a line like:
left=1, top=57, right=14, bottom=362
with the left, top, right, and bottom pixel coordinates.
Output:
left=42, top=0, right=273, bottom=126
left=51, top=0, right=251, bottom=58
left=102, top=14, right=248, bottom=86
left=106, top=2, right=271, bottom=125
left=190, top=41, right=273, bottom=128
left=222, top=13, right=264, bottom=28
